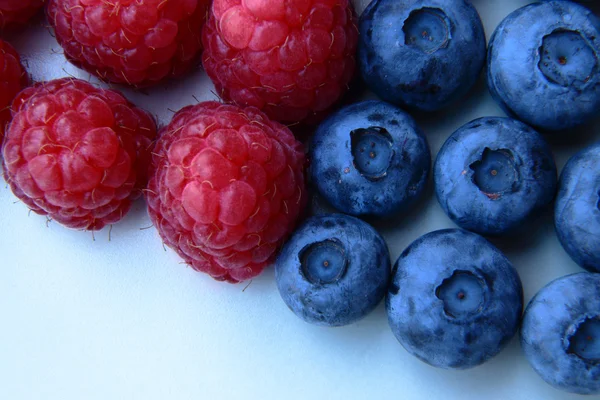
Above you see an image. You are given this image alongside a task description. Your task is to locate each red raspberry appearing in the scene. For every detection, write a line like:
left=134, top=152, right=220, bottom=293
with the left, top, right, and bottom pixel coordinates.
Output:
left=0, top=39, right=28, bottom=143
left=146, top=101, right=307, bottom=283
left=2, top=78, right=157, bottom=230
left=0, top=0, right=44, bottom=30
left=201, top=0, right=358, bottom=125
left=47, top=0, right=211, bottom=86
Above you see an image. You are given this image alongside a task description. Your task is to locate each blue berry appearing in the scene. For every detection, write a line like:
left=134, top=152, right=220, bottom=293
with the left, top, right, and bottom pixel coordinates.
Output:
left=487, top=1, right=600, bottom=131
left=555, top=142, right=600, bottom=272
left=309, top=100, right=430, bottom=218
left=275, top=214, right=391, bottom=327
left=358, top=0, right=486, bottom=111
left=521, top=272, right=600, bottom=395
left=434, top=117, right=557, bottom=235
left=386, top=229, right=523, bottom=369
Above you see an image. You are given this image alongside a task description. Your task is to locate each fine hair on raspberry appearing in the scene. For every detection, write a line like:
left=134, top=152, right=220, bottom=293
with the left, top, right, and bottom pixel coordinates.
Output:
left=2, top=78, right=157, bottom=230
left=146, top=101, right=307, bottom=283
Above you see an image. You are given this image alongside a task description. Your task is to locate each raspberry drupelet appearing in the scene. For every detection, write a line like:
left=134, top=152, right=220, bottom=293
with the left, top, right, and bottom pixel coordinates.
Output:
left=146, top=101, right=307, bottom=283
left=201, top=0, right=358, bottom=125
left=0, top=39, right=28, bottom=143
left=0, top=0, right=45, bottom=30
left=47, top=0, right=211, bottom=86
left=2, top=78, right=157, bottom=230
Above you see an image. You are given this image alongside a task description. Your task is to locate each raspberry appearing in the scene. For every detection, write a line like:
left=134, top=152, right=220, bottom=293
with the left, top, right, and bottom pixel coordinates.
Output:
left=0, top=0, right=44, bottom=30
left=2, top=78, right=157, bottom=230
left=47, top=0, right=211, bottom=86
left=201, top=0, right=358, bottom=125
left=146, top=101, right=307, bottom=283
left=0, top=40, right=28, bottom=144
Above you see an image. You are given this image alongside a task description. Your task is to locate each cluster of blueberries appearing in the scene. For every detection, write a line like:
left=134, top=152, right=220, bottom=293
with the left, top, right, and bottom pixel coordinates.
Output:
left=274, top=0, right=600, bottom=396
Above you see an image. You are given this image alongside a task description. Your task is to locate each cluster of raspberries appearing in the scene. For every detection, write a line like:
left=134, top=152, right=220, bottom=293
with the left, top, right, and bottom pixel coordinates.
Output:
left=1, top=0, right=357, bottom=281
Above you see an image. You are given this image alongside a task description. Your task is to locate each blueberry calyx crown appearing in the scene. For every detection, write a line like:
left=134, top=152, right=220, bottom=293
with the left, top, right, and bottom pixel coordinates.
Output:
left=566, top=316, right=600, bottom=364
left=470, top=148, right=520, bottom=199
left=350, top=126, right=395, bottom=181
left=300, top=239, right=348, bottom=285
left=403, top=8, right=452, bottom=54
left=538, top=29, right=598, bottom=89
left=435, top=270, right=487, bottom=319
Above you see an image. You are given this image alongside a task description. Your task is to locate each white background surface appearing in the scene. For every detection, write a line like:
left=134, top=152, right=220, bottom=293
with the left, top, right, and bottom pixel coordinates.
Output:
left=2, top=1, right=600, bottom=399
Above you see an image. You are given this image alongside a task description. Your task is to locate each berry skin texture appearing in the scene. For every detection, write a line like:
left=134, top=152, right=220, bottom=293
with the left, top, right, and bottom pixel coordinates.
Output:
left=487, top=1, right=600, bottom=131
left=387, top=229, right=524, bottom=369
left=275, top=214, right=391, bottom=327
left=201, top=0, right=358, bottom=125
left=521, top=273, right=600, bottom=395
left=2, top=78, right=157, bottom=230
left=434, top=117, right=557, bottom=236
left=0, top=0, right=44, bottom=30
left=358, top=0, right=486, bottom=112
left=146, top=101, right=307, bottom=283
left=0, top=40, right=28, bottom=144
left=309, top=100, right=430, bottom=217
left=555, top=142, right=600, bottom=272
left=47, top=0, right=210, bottom=86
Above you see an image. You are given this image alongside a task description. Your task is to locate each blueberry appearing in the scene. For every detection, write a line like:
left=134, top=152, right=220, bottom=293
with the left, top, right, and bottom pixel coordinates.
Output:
left=487, top=1, right=600, bottom=131
left=309, top=100, right=430, bottom=217
left=358, top=0, right=486, bottom=111
left=521, top=272, right=600, bottom=395
left=434, top=117, right=557, bottom=235
left=275, top=214, right=391, bottom=327
left=555, top=142, right=600, bottom=272
left=386, top=229, right=523, bottom=369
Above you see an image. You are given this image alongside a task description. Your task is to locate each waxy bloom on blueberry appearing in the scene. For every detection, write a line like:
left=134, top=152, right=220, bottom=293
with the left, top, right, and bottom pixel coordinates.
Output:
left=522, top=273, right=600, bottom=395
left=387, top=229, right=523, bottom=369
left=555, top=142, right=600, bottom=272
left=309, top=100, right=430, bottom=218
left=358, top=0, right=486, bottom=111
left=488, top=1, right=600, bottom=130
left=276, top=213, right=390, bottom=327
left=434, top=117, right=557, bottom=235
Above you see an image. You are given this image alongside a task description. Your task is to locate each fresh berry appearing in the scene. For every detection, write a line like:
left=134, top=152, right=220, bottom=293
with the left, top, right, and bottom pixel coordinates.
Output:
left=47, top=0, right=210, bottom=86
left=201, top=0, right=358, bottom=125
left=309, top=100, right=430, bottom=217
left=555, top=142, right=600, bottom=273
left=387, top=229, right=523, bottom=369
left=0, top=0, right=44, bottom=30
left=0, top=39, right=28, bottom=144
left=521, top=272, right=600, bottom=395
left=434, top=117, right=557, bottom=236
left=275, top=213, right=390, bottom=327
left=358, top=0, right=486, bottom=112
left=487, top=1, right=600, bottom=131
left=2, top=78, right=157, bottom=230
left=146, top=101, right=307, bottom=283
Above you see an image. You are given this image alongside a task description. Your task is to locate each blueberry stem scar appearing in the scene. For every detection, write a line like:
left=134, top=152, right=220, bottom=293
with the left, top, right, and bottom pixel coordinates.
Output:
left=350, top=126, right=394, bottom=181
left=436, top=270, right=486, bottom=318
left=300, top=239, right=348, bottom=284
left=470, top=147, right=519, bottom=195
left=567, top=316, right=600, bottom=363
left=403, top=8, right=452, bottom=54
